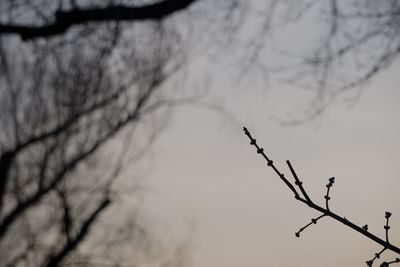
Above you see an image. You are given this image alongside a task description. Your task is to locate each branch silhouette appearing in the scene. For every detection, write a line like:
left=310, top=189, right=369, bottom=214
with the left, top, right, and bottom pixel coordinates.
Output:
left=0, top=0, right=197, bottom=39
left=0, top=22, right=188, bottom=266
left=243, top=126, right=400, bottom=266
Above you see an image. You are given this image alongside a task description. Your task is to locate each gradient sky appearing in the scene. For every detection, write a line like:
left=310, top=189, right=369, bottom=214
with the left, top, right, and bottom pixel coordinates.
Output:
left=109, top=2, right=400, bottom=265
left=130, top=54, right=400, bottom=267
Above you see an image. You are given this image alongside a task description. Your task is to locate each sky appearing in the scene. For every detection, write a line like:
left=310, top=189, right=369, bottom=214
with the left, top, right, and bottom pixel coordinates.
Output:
left=109, top=2, right=400, bottom=266
left=132, top=54, right=400, bottom=267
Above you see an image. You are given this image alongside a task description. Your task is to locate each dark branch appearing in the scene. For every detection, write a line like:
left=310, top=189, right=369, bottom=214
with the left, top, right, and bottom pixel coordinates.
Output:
left=0, top=151, right=14, bottom=214
left=366, top=247, right=387, bottom=267
left=57, top=189, right=73, bottom=242
left=0, top=114, right=119, bottom=238
left=13, top=85, right=126, bottom=154
left=325, top=177, right=335, bottom=211
left=384, top=258, right=400, bottom=266
left=0, top=77, right=159, bottom=238
left=286, top=160, right=312, bottom=204
left=0, top=0, right=198, bottom=39
left=44, top=197, right=111, bottom=267
left=295, top=214, right=326, bottom=238
left=243, top=127, right=300, bottom=200
left=243, top=126, right=400, bottom=266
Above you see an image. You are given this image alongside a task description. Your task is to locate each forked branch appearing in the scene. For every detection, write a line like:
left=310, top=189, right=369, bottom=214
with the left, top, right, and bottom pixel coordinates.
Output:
left=243, top=127, right=400, bottom=266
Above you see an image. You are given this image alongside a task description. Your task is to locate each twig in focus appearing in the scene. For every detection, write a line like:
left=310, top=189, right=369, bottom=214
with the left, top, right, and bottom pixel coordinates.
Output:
left=243, top=126, right=400, bottom=266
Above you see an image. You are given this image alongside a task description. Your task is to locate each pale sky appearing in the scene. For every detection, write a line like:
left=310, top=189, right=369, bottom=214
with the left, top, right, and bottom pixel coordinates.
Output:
left=134, top=56, right=400, bottom=267
left=112, top=2, right=400, bottom=266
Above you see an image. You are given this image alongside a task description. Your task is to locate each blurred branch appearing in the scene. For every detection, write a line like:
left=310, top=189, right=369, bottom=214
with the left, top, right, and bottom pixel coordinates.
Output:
left=0, top=4, right=194, bottom=265
left=0, top=0, right=198, bottom=39
left=243, top=126, right=400, bottom=266
left=0, top=82, right=156, bottom=238
left=44, top=196, right=111, bottom=267
left=56, top=188, right=73, bottom=242
left=0, top=151, right=13, bottom=213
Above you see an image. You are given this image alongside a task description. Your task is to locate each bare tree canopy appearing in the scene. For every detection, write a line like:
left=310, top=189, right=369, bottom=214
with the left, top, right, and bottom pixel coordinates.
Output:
left=0, top=1, right=399, bottom=267
left=2, top=0, right=399, bottom=108
left=232, top=0, right=400, bottom=120
left=0, top=1, right=197, bottom=266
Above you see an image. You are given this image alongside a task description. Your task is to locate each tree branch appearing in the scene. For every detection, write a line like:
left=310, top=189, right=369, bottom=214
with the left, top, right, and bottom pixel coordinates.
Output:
left=0, top=0, right=198, bottom=40
left=0, top=151, right=14, bottom=214
left=56, top=188, right=73, bottom=242
left=0, top=79, right=159, bottom=238
left=44, top=197, right=111, bottom=267
left=243, top=126, right=400, bottom=266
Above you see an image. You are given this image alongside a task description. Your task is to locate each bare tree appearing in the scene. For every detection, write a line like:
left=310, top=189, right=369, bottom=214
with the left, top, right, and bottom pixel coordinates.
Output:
left=0, top=6, right=193, bottom=266
left=282, top=0, right=400, bottom=120
left=243, top=127, right=400, bottom=266
left=213, top=0, right=400, bottom=121
left=2, top=0, right=399, bottom=116
left=2, top=1, right=398, bottom=266
left=0, top=0, right=246, bottom=266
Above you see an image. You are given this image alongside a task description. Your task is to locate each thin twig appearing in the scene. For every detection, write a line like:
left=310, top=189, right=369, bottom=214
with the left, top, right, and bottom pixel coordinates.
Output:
left=325, top=177, right=335, bottom=211
left=386, top=212, right=392, bottom=243
left=366, top=247, right=387, bottom=266
left=385, top=258, right=400, bottom=266
left=295, top=214, right=326, bottom=237
left=243, top=127, right=300, bottom=200
left=286, top=161, right=312, bottom=204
